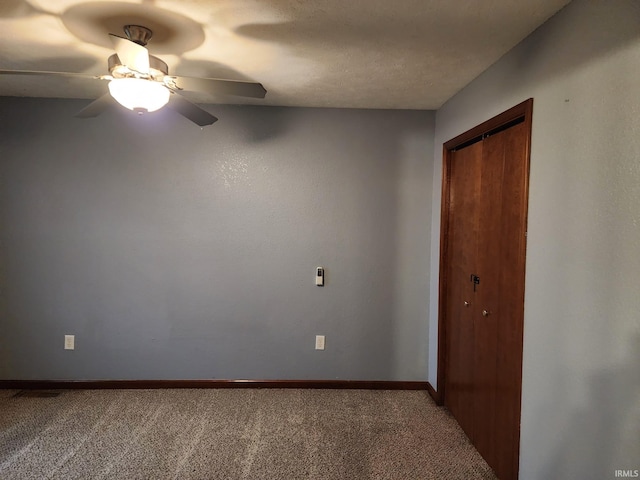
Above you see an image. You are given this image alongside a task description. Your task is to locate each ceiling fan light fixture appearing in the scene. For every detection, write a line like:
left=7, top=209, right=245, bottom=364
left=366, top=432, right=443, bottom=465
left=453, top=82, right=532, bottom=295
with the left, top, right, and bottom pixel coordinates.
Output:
left=108, top=78, right=170, bottom=113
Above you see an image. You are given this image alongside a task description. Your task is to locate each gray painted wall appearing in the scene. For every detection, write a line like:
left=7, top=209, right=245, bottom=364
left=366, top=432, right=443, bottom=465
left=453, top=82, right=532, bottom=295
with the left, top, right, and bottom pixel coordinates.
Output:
left=0, top=99, right=434, bottom=381
left=429, top=0, right=640, bottom=478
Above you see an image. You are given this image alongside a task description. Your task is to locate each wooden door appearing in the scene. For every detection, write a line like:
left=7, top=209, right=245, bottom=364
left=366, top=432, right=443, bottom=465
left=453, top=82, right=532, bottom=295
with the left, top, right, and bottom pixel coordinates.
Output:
left=438, top=100, right=533, bottom=480
left=443, top=141, right=482, bottom=440
left=473, top=122, right=529, bottom=478
left=484, top=122, right=528, bottom=479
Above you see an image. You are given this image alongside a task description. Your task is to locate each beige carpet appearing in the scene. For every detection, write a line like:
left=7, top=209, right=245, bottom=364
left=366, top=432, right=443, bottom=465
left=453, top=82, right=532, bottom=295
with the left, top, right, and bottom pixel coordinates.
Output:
left=0, top=388, right=497, bottom=480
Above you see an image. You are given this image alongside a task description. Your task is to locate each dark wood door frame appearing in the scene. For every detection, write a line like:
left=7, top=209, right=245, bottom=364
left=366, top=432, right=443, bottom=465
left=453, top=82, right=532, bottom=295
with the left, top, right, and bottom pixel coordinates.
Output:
left=435, top=98, right=534, bottom=406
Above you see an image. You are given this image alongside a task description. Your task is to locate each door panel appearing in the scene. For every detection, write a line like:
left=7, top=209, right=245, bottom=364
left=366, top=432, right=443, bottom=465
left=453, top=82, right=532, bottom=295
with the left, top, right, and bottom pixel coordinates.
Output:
left=444, top=141, right=482, bottom=440
left=492, top=123, right=528, bottom=480
left=473, top=129, right=507, bottom=467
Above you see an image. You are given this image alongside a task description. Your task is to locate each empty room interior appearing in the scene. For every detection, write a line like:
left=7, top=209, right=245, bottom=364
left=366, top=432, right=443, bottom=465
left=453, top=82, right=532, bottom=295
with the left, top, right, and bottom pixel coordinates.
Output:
left=0, top=0, right=638, bottom=479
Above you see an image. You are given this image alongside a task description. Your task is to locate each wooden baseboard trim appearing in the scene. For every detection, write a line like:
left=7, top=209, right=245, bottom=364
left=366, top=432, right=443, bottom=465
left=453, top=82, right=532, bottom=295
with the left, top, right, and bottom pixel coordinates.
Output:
left=0, top=379, right=430, bottom=391
left=426, top=382, right=442, bottom=405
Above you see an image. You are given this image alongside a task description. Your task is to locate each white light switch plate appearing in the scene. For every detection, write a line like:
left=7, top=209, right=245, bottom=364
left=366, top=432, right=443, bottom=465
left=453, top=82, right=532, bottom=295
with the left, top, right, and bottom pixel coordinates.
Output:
left=315, top=335, right=325, bottom=350
left=64, top=335, right=75, bottom=350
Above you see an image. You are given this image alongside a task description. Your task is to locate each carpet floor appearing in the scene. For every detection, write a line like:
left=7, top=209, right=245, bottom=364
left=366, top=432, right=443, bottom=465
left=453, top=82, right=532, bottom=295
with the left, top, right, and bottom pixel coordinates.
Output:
left=0, top=388, right=497, bottom=479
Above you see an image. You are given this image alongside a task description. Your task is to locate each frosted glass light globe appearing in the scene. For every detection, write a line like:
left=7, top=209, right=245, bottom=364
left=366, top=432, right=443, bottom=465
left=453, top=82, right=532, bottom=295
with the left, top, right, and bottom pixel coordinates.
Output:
left=108, top=78, right=170, bottom=112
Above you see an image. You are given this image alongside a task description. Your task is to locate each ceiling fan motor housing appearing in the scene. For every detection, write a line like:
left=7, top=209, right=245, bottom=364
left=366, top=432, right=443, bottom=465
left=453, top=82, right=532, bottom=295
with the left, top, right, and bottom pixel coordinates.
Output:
left=108, top=54, right=168, bottom=79
left=123, top=25, right=153, bottom=46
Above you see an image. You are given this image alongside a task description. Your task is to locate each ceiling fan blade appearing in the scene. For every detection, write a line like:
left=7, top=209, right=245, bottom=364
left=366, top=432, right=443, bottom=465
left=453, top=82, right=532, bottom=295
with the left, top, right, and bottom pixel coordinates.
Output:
left=0, top=69, right=98, bottom=79
left=109, top=34, right=149, bottom=74
left=168, top=75, right=267, bottom=99
left=75, top=93, right=114, bottom=118
left=166, top=93, right=218, bottom=126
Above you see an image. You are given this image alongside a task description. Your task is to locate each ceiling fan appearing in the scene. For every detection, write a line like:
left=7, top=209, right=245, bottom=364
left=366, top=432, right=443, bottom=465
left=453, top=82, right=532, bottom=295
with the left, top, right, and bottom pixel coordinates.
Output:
left=0, top=25, right=267, bottom=126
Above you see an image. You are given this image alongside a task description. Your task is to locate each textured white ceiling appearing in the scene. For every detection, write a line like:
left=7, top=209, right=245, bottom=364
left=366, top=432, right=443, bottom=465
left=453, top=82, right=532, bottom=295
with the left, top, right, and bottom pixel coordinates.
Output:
left=0, top=0, right=571, bottom=109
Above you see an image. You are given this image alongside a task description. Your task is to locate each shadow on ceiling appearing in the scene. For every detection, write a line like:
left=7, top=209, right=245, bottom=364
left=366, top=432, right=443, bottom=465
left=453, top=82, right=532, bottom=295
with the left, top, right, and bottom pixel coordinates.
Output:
left=0, top=0, right=49, bottom=18
left=60, top=1, right=205, bottom=55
